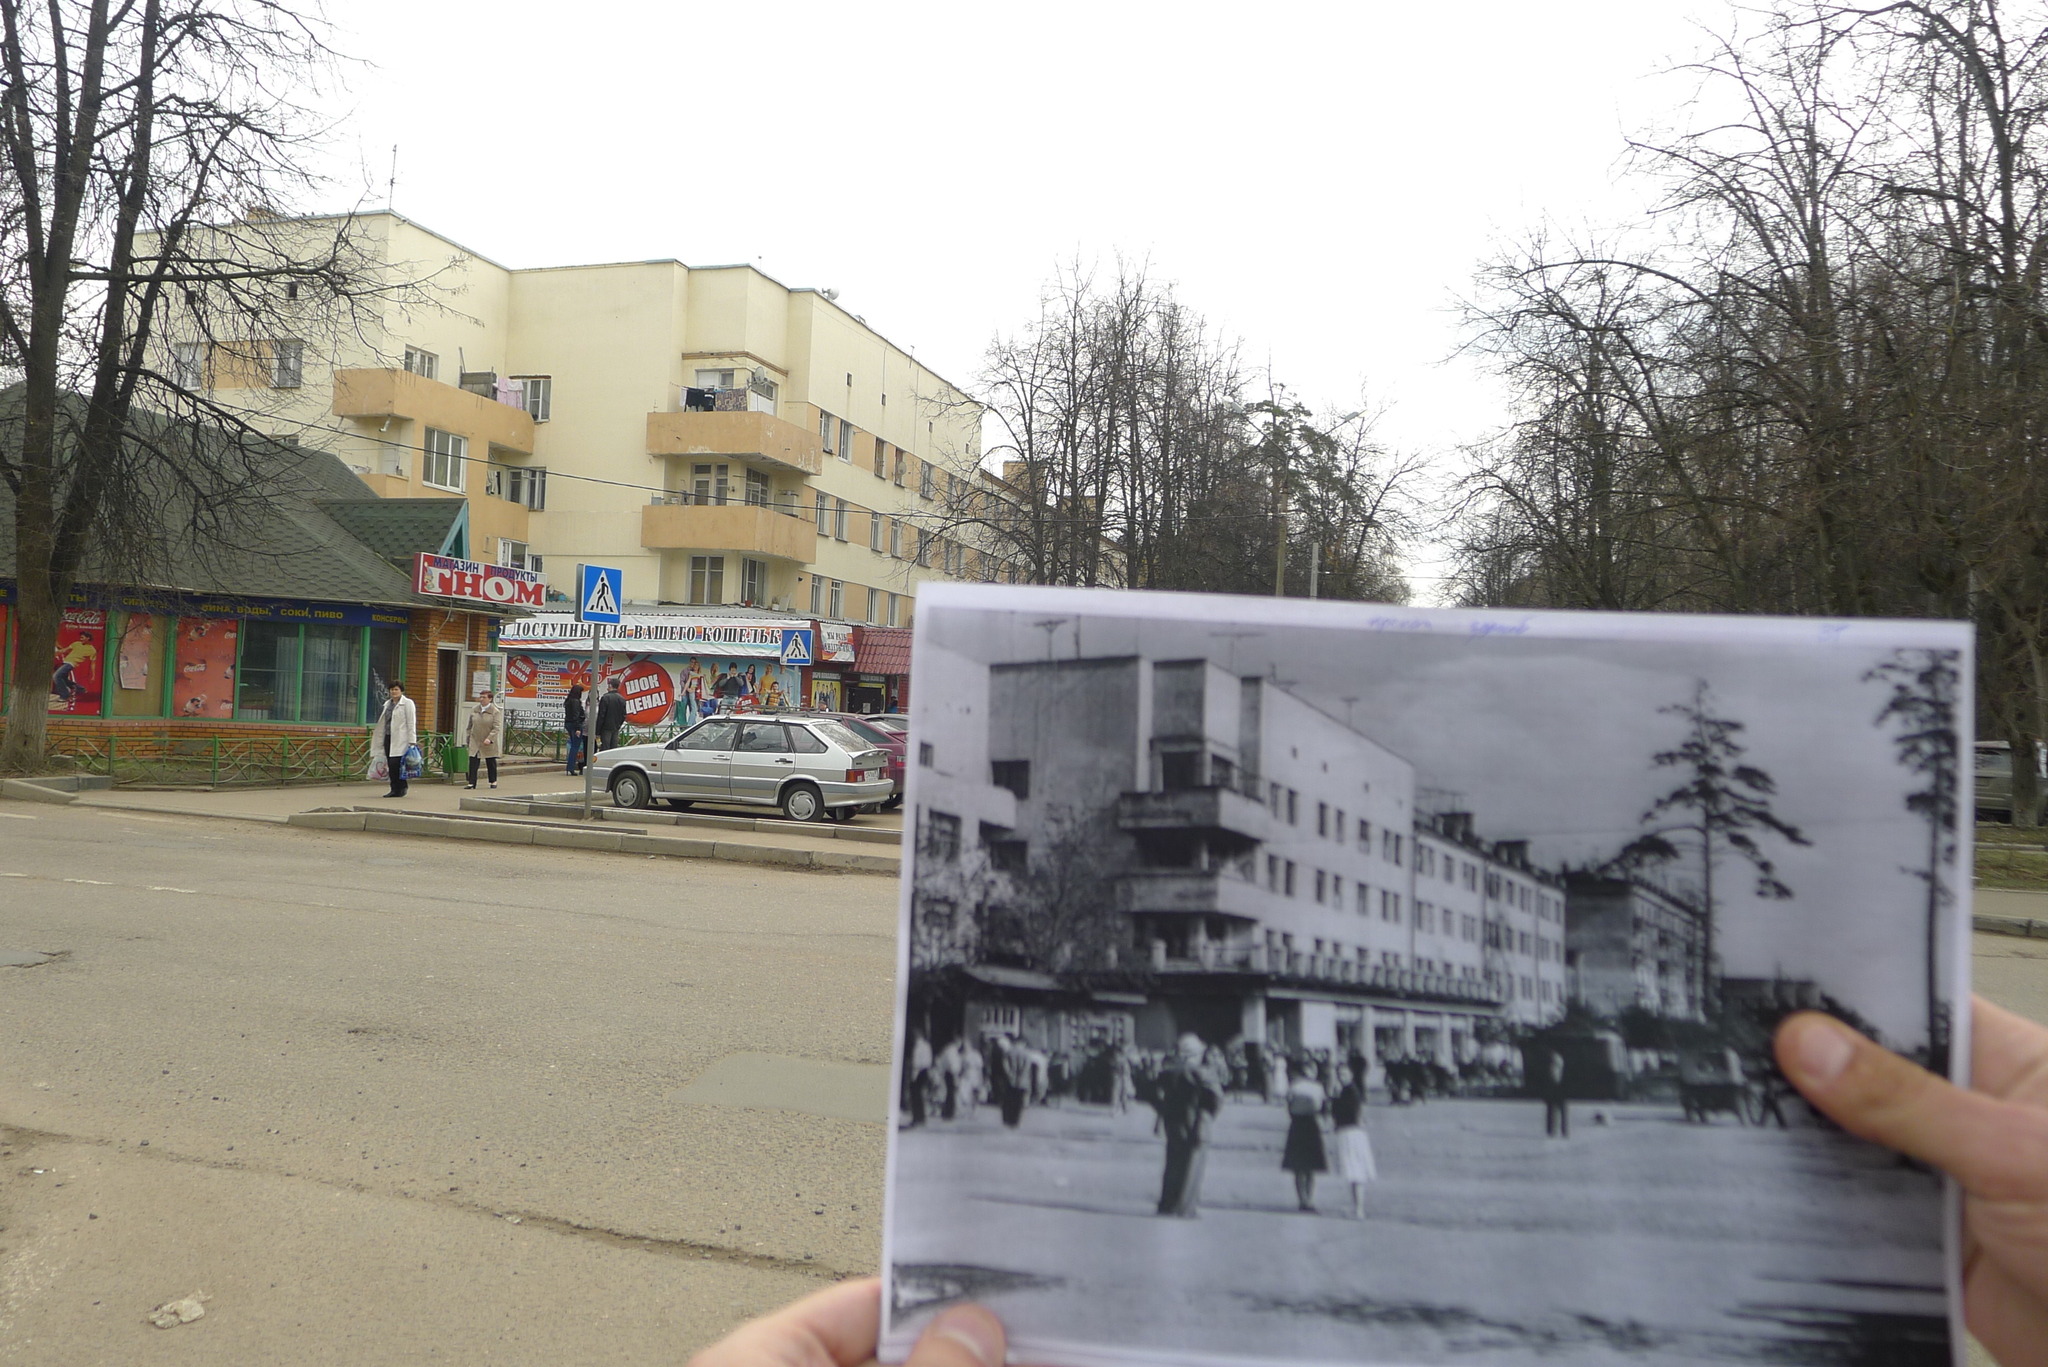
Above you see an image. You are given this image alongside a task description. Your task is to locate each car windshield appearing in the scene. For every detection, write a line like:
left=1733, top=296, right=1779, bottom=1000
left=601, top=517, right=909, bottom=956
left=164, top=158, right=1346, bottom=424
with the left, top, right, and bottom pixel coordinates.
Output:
left=808, top=719, right=873, bottom=753
left=1979, top=748, right=2014, bottom=776
left=866, top=716, right=908, bottom=734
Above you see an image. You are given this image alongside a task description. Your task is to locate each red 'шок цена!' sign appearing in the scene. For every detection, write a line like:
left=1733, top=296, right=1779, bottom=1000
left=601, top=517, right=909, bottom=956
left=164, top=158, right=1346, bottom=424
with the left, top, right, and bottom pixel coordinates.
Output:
left=414, top=554, right=545, bottom=608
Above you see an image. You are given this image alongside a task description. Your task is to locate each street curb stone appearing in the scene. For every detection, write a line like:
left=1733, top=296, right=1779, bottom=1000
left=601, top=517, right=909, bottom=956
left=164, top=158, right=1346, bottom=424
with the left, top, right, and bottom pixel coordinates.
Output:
left=532, top=826, right=625, bottom=852
left=287, top=811, right=370, bottom=831
left=1974, top=912, right=2048, bottom=939
left=2, top=778, right=78, bottom=804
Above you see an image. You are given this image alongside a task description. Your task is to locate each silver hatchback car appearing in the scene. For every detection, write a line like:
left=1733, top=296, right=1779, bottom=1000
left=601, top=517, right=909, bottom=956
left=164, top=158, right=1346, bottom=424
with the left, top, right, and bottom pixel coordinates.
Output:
left=592, top=715, right=893, bottom=822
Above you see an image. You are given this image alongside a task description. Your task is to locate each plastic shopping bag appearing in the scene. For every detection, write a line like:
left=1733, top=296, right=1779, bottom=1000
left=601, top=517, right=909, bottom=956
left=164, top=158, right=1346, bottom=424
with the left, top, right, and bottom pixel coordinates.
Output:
left=402, top=744, right=424, bottom=779
left=367, top=754, right=389, bottom=782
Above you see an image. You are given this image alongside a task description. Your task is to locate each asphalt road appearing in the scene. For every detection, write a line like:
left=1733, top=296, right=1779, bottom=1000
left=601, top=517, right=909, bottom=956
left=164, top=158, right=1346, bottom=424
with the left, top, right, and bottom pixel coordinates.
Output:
left=0, top=802, right=901, bottom=1364
left=0, top=803, right=2043, bottom=1365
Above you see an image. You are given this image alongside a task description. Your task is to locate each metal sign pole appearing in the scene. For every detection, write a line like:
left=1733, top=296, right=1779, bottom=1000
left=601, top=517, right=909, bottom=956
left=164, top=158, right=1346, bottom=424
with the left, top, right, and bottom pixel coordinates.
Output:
left=582, top=622, right=599, bottom=821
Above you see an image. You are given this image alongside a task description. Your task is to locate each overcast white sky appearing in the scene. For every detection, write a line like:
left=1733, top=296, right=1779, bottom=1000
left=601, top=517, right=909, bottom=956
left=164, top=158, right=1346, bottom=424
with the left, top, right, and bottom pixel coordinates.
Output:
left=312, top=0, right=1737, bottom=598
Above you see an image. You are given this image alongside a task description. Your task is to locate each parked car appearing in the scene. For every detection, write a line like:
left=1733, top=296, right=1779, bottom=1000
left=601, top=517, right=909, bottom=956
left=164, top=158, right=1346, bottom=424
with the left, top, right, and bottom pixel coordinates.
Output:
left=1976, top=740, right=2048, bottom=824
left=590, top=715, right=893, bottom=822
left=807, top=712, right=905, bottom=808
left=865, top=714, right=909, bottom=735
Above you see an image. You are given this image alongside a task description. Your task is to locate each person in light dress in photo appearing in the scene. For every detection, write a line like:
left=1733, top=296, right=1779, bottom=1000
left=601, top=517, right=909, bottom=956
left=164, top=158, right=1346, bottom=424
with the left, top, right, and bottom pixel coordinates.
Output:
left=1329, top=1062, right=1377, bottom=1218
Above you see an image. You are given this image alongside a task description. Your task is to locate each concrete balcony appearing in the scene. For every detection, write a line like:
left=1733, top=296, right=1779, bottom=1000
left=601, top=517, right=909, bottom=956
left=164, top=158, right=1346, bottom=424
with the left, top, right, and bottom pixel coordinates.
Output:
left=1115, top=786, right=1267, bottom=840
left=332, top=368, right=535, bottom=454
left=1117, top=870, right=1267, bottom=920
left=646, top=410, right=823, bottom=476
left=641, top=499, right=812, bottom=561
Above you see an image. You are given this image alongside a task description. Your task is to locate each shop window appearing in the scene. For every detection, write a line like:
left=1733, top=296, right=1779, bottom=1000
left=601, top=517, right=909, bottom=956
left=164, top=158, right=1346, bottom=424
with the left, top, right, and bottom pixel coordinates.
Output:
left=366, top=627, right=404, bottom=719
left=110, top=613, right=170, bottom=717
left=299, top=623, right=362, bottom=724
left=236, top=620, right=302, bottom=720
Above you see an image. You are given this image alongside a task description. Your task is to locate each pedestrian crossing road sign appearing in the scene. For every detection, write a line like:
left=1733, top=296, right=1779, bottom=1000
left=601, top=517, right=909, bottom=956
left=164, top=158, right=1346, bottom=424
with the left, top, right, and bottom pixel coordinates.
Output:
left=780, top=629, right=814, bottom=666
left=577, top=564, right=623, bottom=624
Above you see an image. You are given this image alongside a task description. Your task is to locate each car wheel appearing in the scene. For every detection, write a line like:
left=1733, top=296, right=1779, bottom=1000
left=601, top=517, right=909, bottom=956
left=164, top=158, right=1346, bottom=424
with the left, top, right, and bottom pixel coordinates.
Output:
left=780, top=783, right=825, bottom=823
left=665, top=799, right=693, bottom=811
left=611, top=769, right=651, bottom=809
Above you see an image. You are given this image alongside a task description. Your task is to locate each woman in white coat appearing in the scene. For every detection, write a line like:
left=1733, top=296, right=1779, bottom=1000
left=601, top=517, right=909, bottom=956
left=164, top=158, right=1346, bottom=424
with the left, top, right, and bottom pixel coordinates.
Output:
left=465, top=689, right=505, bottom=789
left=371, top=682, right=418, bottom=797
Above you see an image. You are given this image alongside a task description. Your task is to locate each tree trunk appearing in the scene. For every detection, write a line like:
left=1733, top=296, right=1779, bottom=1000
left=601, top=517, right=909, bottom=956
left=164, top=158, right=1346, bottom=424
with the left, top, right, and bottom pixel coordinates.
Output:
left=0, top=584, right=59, bottom=771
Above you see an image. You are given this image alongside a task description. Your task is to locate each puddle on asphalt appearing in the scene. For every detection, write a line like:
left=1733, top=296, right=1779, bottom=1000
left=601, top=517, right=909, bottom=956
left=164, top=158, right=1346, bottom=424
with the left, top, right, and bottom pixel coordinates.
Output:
left=674, top=1052, right=888, bottom=1123
left=0, top=950, right=52, bottom=968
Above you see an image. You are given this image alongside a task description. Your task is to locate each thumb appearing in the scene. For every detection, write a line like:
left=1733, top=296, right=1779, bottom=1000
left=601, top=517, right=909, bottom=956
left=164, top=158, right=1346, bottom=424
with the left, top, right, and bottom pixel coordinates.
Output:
left=904, top=1305, right=1005, bottom=1367
left=1775, top=1012, right=2048, bottom=1199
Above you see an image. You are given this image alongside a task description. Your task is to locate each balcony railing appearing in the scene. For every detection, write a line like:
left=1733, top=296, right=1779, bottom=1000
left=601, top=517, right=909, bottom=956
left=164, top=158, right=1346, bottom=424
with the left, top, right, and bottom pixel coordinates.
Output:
left=645, top=409, right=823, bottom=476
left=1141, top=938, right=1507, bottom=1005
left=1115, top=785, right=1268, bottom=839
left=640, top=498, right=813, bottom=560
left=1116, top=869, right=1266, bottom=919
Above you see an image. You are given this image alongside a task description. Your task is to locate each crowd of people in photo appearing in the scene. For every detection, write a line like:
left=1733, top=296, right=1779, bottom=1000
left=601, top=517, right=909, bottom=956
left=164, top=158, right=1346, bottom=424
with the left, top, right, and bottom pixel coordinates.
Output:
left=901, top=1028, right=1422, bottom=1221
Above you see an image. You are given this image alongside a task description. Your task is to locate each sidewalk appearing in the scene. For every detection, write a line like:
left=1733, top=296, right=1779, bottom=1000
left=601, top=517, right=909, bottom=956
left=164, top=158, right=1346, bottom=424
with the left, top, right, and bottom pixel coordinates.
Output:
left=6, top=767, right=905, bottom=874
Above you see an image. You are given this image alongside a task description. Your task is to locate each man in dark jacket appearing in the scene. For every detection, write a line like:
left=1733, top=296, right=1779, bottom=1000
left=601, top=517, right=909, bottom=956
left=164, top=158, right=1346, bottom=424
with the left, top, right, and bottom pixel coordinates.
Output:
left=594, top=679, right=627, bottom=754
left=563, top=684, right=588, bottom=775
left=1152, top=1033, right=1225, bottom=1216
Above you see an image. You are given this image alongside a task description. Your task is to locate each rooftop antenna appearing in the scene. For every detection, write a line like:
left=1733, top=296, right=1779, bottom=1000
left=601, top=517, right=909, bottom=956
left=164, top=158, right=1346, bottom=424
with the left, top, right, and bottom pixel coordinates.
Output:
left=387, top=145, right=398, bottom=213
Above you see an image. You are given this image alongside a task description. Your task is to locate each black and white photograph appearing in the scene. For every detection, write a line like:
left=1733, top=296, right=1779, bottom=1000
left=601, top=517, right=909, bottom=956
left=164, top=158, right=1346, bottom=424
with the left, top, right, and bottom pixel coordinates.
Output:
left=881, top=585, right=1971, bottom=1367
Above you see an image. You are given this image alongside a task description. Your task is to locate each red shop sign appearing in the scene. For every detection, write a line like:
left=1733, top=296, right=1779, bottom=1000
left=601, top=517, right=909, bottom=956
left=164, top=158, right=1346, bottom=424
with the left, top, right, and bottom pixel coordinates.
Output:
left=619, top=660, right=674, bottom=726
left=413, top=553, right=545, bottom=608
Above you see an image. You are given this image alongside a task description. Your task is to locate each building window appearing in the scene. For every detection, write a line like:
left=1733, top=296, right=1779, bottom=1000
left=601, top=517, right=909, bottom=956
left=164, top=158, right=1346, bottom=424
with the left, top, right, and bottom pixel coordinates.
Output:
left=919, top=461, right=934, bottom=500
left=873, top=438, right=887, bottom=478
left=746, top=468, right=770, bottom=507
left=696, top=368, right=737, bottom=389
left=695, top=463, right=731, bottom=505
left=834, top=499, right=849, bottom=541
left=514, top=375, right=552, bottom=421
left=815, top=490, right=830, bottom=537
left=991, top=760, right=1031, bottom=799
left=887, top=591, right=899, bottom=626
left=893, top=450, right=906, bottom=486
left=915, top=530, right=931, bottom=567
left=866, top=586, right=884, bottom=624
left=1284, top=861, right=1297, bottom=897
left=171, top=342, right=203, bottom=390
left=422, top=428, right=466, bottom=491
left=809, top=576, right=822, bottom=614
left=1287, top=790, right=1299, bottom=825
left=869, top=512, right=884, bottom=551
left=838, top=417, right=855, bottom=461
left=889, top=520, right=902, bottom=558
left=1357, top=884, right=1371, bottom=915
left=1358, top=818, right=1371, bottom=849
left=1317, top=802, right=1328, bottom=837
left=918, top=741, right=934, bottom=767
left=828, top=579, right=843, bottom=618
left=269, top=339, right=303, bottom=389
left=1334, top=808, right=1345, bottom=841
left=689, top=556, right=725, bottom=605
left=1315, top=870, right=1327, bottom=903
left=403, top=347, right=438, bottom=380
left=487, top=465, right=547, bottom=509
left=498, top=539, right=533, bottom=570
left=922, top=811, right=962, bottom=862
left=740, top=558, right=767, bottom=605
left=818, top=409, right=835, bottom=455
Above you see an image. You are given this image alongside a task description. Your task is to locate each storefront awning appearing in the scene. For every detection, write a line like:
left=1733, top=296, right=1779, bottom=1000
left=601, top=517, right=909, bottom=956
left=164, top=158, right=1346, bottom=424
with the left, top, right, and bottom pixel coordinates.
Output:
left=855, top=626, right=913, bottom=677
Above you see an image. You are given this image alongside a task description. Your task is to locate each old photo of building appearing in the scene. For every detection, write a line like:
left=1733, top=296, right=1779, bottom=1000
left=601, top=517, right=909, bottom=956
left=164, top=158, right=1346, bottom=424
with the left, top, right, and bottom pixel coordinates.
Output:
left=882, top=586, right=1968, bottom=1367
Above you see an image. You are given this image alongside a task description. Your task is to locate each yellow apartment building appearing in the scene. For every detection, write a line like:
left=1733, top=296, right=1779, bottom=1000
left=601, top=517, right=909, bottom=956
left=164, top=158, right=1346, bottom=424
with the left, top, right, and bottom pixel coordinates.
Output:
left=162, top=212, right=1015, bottom=626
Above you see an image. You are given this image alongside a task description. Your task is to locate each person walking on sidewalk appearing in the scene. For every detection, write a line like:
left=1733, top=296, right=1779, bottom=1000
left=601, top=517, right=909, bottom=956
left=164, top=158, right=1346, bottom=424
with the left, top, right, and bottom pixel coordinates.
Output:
left=594, top=678, right=627, bottom=755
left=1330, top=1063, right=1377, bottom=1219
left=563, top=684, right=588, bottom=775
left=371, top=682, right=417, bottom=798
left=1539, top=1045, right=1571, bottom=1139
left=465, top=690, right=505, bottom=789
left=1281, top=1059, right=1329, bottom=1212
left=1152, top=1033, right=1225, bottom=1217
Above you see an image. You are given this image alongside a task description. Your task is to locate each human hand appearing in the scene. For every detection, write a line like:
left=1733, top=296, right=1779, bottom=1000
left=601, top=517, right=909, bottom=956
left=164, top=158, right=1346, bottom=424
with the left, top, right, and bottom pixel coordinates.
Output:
left=1776, top=997, right=2048, bottom=1366
left=687, top=1277, right=1005, bottom=1367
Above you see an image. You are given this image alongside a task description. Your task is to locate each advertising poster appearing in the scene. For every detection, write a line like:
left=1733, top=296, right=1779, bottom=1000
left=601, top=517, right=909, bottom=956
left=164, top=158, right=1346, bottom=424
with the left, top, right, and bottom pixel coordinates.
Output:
left=502, top=652, right=798, bottom=732
left=118, top=614, right=158, bottom=693
left=171, top=617, right=238, bottom=719
left=48, top=608, right=106, bottom=716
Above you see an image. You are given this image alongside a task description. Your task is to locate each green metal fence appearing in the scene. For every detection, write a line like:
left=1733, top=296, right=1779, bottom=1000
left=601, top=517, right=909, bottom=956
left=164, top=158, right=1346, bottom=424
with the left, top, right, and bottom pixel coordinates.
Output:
left=57, top=731, right=466, bottom=788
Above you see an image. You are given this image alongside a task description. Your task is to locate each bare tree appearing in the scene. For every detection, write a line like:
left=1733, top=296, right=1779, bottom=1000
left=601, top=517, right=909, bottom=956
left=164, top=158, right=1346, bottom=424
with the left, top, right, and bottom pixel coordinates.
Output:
left=0, top=0, right=424, bottom=769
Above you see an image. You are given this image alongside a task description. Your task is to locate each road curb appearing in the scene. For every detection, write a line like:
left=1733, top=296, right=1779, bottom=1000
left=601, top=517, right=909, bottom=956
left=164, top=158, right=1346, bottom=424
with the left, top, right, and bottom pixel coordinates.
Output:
left=1974, top=911, right=2048, bottom=939
left=284, top=806, right=897, bottom=874
left=458, top=794, right=902, bottom=845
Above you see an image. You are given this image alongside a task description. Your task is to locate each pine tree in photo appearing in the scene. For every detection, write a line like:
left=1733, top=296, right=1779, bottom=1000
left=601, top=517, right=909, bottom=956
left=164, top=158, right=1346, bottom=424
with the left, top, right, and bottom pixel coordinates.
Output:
left=1867, top=648, right=1963, bottom=1072
left=1615, top=680, right=1812, bottom=1014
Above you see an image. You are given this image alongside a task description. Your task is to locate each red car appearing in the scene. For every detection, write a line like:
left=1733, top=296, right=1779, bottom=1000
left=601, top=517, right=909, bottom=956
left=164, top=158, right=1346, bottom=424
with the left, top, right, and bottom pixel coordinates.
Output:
left=809, top=712, right=905, bottom=808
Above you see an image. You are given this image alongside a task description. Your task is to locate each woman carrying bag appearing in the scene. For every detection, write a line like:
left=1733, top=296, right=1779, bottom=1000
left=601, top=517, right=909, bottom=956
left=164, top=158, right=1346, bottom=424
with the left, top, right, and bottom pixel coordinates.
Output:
left=465, top=689, right=505, bottom=789
left=1281, top=1056, right=1329, bottom=1213
left=371, top=682, right=418, bottom=798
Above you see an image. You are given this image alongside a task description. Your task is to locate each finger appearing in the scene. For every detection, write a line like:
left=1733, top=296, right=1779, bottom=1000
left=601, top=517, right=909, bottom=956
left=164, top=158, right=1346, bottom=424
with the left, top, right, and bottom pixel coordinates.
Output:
left=1963, top=1244, right=2048, bottom=1367
left=904, top=1304, right=1005, bottom=1367
left=1968, top=996, right=2048, bottom=1100
left=1776, top=1013, right=2048, bottom=1199
left=691, top=1278, right=882, bottom=1367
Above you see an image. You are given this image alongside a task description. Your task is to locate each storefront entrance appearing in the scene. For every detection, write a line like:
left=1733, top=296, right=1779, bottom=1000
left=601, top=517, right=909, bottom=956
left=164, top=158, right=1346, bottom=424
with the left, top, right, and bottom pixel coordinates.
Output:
left=435, top=648, right=460, bottom=733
